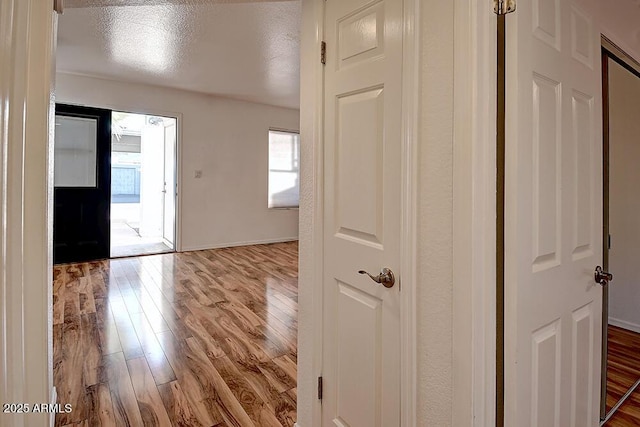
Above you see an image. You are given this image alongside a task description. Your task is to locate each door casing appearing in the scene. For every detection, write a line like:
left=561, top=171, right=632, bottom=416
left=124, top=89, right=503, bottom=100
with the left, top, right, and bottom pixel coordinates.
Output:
left=0, top=1, right=57, bottom=425
left=599, top=38, right=640, bottom=421
left=452, top=1, right=500, bottom=426
left=162, top=120, right=177, bottom=248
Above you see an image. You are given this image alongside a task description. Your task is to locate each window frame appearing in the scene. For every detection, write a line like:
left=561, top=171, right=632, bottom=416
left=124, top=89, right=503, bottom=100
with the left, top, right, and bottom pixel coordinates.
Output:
left=267, top=128, right=301, bottom=209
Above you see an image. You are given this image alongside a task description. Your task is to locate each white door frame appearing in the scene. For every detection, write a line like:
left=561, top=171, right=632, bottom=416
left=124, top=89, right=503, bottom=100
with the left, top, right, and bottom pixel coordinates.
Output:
left=110, top=108, right=183, bottom=253
left=0, top=1, right=57, bottom=426
left=162, top=120, right=178, bottom=249
left=452, top=1, right=499, bottom=426
left=599, top=35, right=640, bottom=422
left=298, top=0, right=420, bottom=425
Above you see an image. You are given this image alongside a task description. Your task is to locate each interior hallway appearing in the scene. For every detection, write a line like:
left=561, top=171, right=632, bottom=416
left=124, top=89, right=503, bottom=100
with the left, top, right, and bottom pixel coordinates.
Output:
left=53, top=241, right=298, bottom=426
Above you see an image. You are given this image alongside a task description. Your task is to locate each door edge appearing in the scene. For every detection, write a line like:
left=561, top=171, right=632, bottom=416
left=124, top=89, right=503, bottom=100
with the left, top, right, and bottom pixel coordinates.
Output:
left=452, top=1, right=499, bottom=426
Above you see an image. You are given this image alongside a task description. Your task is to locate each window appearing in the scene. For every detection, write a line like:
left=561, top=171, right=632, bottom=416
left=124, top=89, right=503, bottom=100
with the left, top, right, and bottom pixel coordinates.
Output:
left=268, top=129, right=300, bottom=208
left=54, top=115, right=98, bottom=187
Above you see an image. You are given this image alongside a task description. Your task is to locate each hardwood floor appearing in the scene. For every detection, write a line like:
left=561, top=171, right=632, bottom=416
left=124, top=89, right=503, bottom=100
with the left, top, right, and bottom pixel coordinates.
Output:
left=53, top=241, right=298, bottom=427
left=605, top=325, right=640, bottom=426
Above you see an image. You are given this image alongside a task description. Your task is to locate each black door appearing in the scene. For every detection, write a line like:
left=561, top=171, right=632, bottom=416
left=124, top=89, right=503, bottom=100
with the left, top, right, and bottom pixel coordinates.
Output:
left=53, top=104, right=111, bottom=264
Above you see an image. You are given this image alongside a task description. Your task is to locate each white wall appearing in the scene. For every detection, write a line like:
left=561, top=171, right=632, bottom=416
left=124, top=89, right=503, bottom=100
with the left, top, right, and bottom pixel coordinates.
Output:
left=55, top=72, right=300, bottom=251
left=608, top=58, right=640, bottom=332
left=418, top=0, right=454, bottom=424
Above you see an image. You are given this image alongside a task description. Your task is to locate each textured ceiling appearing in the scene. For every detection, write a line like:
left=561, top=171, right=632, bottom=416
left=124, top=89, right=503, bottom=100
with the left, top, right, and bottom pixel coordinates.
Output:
left=56, top=1, right=301, bottom=109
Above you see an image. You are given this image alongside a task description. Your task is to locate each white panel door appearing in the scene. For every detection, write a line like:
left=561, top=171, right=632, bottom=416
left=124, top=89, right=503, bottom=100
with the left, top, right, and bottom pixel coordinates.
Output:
left=504, top=0, right=603, bottom=425
left=322, top=0, right=403, bottom=426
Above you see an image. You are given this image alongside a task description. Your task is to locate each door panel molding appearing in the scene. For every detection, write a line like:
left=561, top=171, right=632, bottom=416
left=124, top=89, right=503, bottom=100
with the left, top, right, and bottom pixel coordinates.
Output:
left=322, top=0, right=403, bottom=422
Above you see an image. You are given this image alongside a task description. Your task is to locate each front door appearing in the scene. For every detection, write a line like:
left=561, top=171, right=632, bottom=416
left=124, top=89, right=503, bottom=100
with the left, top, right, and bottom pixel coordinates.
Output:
left=322, top=0, right=403, bottom=425
left=53, top=104, right=111, bottom=264
left=504, top=0, right=603, bottom=425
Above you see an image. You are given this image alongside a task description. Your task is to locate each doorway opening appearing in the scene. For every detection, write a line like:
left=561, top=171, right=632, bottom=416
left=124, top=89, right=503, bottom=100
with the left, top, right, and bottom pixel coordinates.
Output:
left=110, top=111, right=177, bottom=258
left=601, top=40, right=640, bottom=425
left=53, top=2, right=302, bottom=425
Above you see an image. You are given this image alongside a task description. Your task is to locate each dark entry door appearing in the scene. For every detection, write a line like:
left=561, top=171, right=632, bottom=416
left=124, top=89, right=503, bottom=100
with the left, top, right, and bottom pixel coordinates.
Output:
left=53, top=104, right=111, bottom=264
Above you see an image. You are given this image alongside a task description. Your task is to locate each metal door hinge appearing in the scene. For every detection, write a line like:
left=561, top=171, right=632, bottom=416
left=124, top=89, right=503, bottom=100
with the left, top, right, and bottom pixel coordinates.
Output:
left=321, top=41, right=327, bottom=65
left=608, top=234, right=612, bottom=250
left=318, top=376, right=323, bottom=400
left=54, top=0, right=64, bottom=14
left=493, top=0, right=515, bottom=15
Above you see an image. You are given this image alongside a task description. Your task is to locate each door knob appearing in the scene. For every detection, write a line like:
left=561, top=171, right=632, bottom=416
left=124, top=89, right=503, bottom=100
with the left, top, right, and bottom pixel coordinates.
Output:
left=595, top=266, right=613, bottom=286
left=358, top=268, right=396, bottom=288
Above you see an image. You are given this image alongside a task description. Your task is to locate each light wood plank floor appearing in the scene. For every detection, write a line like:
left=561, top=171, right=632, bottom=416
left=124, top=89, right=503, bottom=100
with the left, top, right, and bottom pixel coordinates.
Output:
left=53, top=241, right=298, bottom=427
left=605, top=325, right=640, bottom=426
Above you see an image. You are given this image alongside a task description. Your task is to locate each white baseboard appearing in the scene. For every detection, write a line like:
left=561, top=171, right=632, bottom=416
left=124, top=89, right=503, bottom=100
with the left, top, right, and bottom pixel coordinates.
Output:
left=609, top=317, right=640, bottom=334
left=50, top=387, right=57, bottom=427
left=181, top=237, right=299, bottom=252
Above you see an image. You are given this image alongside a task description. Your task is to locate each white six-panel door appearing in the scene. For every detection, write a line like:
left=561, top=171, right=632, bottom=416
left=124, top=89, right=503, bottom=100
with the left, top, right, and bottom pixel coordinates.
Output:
left=504, top=0, right=603, bottom=425
left=322, top=0, right=403, bottom=425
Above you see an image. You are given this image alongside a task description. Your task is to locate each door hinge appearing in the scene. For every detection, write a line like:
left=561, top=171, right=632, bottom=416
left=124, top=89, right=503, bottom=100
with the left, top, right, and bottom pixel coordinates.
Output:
left=317, top=376, right=323, bottom=400
left=493, top=0, right=515, bottom=15
left=54, top=0, right=64, bottom=14
left=321, top=41, right=327, bottom=65
left=608, top=234, right=612, bottom=250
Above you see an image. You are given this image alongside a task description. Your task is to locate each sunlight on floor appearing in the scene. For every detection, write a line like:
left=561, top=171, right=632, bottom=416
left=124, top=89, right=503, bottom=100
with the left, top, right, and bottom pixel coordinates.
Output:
left=111, top=220, right=172, bottom=258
